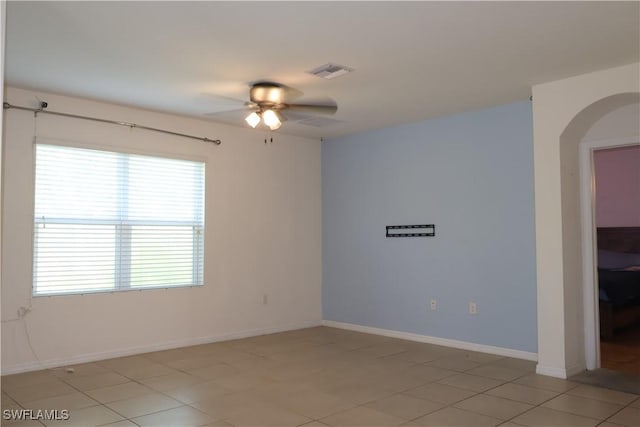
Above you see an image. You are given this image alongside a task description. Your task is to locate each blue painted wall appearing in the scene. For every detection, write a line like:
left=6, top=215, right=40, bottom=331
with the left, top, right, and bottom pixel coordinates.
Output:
left=322, top=101, right=537, bottom=352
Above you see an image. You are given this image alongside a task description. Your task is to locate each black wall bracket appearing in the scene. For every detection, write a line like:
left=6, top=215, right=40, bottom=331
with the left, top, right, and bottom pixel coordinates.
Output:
left=386, top=224, right=435, bottom=238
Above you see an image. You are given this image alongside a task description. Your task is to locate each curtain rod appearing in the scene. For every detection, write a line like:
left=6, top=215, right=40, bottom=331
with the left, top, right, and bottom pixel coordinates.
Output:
left=3, top=102, right=222, bottom=146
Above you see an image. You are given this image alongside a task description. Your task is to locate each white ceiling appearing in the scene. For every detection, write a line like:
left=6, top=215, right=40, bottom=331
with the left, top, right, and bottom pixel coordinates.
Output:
left=5, top=1, right=639, bottom=139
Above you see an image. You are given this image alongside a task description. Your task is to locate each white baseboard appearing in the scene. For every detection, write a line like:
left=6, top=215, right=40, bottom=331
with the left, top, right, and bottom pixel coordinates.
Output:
left=1, top=320, right=322, bottom=375
left=536, top=363, right=585, bottom=379
left=322, top=320, right=538, bottom=361
left=536, top=364, right=568, bottom=378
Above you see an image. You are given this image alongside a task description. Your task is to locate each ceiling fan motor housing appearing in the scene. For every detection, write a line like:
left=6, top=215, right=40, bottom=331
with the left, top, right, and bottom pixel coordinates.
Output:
left=250, top=82, right=285, bottom=105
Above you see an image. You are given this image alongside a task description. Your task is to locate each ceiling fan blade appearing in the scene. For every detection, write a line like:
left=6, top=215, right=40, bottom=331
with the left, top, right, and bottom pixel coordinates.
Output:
left=204, top=107, right=253, bottom=119
left=280, top=84, right=304, bottom=103
left=285, top=100, right=338, bottom=115
left=199, top=93, right=248, bottom=113
left=277, top=111, right=289, bottom=122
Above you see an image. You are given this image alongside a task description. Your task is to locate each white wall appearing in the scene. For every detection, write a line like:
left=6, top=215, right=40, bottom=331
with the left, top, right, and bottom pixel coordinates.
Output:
left=1, top=87, right=322, bottom=374
left=532, top=62, right=639, bottom=378
left=593, top=145, right=640, bottom=227
left=583, top=103, right=640, bottom=142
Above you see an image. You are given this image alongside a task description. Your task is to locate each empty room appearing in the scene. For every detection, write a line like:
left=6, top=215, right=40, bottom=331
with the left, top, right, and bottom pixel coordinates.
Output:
left=1, top=2, right=639, bottom=427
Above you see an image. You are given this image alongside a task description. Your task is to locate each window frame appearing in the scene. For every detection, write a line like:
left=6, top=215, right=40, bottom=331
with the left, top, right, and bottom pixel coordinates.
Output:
left=31, top=140, right=207, bottom=297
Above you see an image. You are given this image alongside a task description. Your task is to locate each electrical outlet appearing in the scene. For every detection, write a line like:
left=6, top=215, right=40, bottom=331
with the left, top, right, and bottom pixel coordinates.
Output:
left=430, top=299, right=437, bottom=310
left=469, top=302, right=477, bottom=315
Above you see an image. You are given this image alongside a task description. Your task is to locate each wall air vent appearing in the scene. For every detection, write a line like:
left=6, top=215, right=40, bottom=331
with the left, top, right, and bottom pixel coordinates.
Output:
left=307, top=63, right=354, bottom=80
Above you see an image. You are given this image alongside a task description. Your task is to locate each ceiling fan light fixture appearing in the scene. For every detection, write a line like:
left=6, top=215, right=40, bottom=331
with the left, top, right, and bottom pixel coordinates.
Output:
left=262, top=109, right=282, bottom=130
left=245, top=111, right=261, bottom=128
left=269, top=121, right=282, bottom=131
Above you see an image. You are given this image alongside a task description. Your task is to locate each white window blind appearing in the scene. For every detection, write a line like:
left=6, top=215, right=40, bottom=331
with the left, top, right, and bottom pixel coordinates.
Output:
left=33, top=144, right=205, bottom=296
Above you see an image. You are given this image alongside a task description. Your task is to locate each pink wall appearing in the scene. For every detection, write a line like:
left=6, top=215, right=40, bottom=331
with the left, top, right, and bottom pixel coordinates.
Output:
left=594, top=144, right=640, bottom=227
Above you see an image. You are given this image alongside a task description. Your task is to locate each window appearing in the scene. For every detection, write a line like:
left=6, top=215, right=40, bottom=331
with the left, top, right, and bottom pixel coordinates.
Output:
left=33, top=144, right=205, bottom=296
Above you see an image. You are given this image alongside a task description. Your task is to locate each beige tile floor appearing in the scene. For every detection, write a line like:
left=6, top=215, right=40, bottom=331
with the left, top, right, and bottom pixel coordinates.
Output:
left=1, top=326, right=639, bottom=427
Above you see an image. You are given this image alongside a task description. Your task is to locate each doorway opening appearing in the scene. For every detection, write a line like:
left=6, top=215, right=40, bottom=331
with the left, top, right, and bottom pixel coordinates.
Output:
left=592, top=144, right=640, bottom=375
left=577, top=137, right=640, bottom=393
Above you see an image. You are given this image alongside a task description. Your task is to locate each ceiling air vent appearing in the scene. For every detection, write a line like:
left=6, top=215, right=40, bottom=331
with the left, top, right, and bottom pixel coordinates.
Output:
left=307, top=63, right=354, bottom=80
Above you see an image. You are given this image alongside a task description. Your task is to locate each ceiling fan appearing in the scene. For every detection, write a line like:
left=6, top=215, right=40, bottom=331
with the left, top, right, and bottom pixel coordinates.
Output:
left=207, top=81, right=338, bottom=131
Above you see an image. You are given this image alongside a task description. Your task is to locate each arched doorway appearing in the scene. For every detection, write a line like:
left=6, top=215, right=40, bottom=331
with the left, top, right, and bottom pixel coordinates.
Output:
left=560, top=94, right=640, bottom=374
left=532, top=62, right=639, bottom=378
